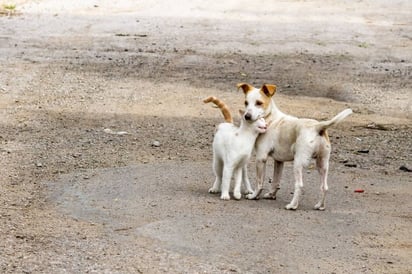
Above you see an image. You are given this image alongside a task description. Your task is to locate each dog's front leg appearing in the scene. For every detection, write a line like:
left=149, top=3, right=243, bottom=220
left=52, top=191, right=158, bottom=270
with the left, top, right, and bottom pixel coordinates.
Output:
left=246, top=157, right=267, bottom=200
left=233, top=167, right=243, bottom=200
left=220, top=166, right=233, bottom=200
left=263, top=160, right=283, bottom=199
left=241, top=166, right=253, bottom=195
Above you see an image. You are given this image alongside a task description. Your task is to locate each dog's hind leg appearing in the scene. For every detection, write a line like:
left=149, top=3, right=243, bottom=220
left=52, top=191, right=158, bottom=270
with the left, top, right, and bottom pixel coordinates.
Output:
left=286, top=164, right=304, bottom=210
left=264, top=160, right=283, bottom=199
left=314, top=154, right=330, bottom=210
left=209, top=157, right=223, bottom=194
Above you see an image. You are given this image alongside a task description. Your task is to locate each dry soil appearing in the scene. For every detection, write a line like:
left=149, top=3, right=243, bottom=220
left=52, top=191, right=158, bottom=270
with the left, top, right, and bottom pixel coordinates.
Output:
left=0, top=1, right=411, bottom=273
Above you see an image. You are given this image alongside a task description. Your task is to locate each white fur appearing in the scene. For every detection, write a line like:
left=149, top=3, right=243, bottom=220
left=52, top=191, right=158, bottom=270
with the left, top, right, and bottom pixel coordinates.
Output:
left=209, top=115, right=267, bottom=200
left=243, top=85, right=352, bottom=210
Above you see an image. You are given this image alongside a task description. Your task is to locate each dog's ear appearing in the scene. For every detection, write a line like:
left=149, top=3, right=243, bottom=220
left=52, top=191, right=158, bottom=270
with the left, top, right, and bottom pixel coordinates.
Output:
left=237, top=83, right=254, bottom=94
left=261, top=84, right=277, bottom=97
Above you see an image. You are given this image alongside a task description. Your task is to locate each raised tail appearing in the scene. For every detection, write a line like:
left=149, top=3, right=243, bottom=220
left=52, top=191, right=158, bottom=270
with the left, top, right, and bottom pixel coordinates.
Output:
left=203, top=96, right=233, bottom=123
left=315, top=108, right=353, bottom=132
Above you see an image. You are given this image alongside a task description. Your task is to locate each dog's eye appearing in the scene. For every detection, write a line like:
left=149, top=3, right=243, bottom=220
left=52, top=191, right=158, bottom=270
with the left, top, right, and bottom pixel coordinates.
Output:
left=256, top=100, right=263, bottom=106
left=244, top=101, right=249, bottom=106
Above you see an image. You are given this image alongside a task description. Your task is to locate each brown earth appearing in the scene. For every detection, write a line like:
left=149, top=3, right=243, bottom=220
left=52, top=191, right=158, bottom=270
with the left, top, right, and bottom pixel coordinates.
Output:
left=0, top=1, right=411, bottom=273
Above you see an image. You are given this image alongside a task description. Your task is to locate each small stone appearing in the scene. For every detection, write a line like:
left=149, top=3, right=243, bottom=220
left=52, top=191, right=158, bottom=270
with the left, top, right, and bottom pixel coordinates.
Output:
left=151, top=141, right=161, bottom=147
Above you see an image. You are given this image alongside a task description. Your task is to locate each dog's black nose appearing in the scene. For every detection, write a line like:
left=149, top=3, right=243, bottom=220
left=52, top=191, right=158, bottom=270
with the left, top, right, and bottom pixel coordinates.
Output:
left=244, top=113, right=252, bottom=120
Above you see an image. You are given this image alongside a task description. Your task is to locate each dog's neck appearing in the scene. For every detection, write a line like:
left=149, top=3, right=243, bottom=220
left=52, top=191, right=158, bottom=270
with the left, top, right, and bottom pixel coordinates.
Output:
left=264, top=99, right=285, bottom=126
left=239, top=119, right=262, bottom=137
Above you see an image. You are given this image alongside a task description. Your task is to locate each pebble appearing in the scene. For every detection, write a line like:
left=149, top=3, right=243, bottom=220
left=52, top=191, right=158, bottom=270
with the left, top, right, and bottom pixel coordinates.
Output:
left=399, top=165, right=412, bottom=172
left=151, top=141, right=161, bottom=147
left=103, top=128, right=128, bottom=135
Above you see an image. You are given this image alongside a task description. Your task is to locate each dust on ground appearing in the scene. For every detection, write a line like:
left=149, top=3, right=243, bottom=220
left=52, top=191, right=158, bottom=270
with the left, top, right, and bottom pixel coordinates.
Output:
left=0, top=0, right=411, bottom=273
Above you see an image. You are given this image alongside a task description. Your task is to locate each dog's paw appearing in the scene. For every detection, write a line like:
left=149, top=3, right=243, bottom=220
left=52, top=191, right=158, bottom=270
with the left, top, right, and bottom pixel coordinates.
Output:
left=314, top=202, right=325, bottom=211
left=208, top=188, right=220, bottom=194
left=233, top=192, right=242, bottom=200
left=263, top=192, right=277, bottom=200
left=246, top=193, right=260, bottom=200
left=285, top=203, right=298, bottom=210
left=220, top=194, right=231, bottom=200
left=243, top=189, right=253, bottom=195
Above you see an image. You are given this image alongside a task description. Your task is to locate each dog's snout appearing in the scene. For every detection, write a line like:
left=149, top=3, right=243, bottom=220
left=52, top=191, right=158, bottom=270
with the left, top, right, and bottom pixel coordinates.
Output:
left=244, top=113, right=252, bottom=120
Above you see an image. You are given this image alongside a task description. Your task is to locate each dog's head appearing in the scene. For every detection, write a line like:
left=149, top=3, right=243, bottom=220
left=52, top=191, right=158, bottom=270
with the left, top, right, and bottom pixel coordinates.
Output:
left=255, top=117, right=268, bottom=133
left=237, top=83, right=276, bottom=122
left=239, top=109, right=267, bottom=133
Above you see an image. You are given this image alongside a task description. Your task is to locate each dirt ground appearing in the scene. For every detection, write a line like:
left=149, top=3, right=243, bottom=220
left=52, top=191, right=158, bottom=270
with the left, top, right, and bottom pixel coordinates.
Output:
left=0, top=0, right=411, bottom=273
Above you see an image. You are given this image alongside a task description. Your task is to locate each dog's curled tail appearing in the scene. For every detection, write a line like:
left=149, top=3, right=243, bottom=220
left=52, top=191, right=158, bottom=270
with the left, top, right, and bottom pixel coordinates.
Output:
left=203, top=96, right=233, bottom=123
left=316, top=108, right=353, bottom=132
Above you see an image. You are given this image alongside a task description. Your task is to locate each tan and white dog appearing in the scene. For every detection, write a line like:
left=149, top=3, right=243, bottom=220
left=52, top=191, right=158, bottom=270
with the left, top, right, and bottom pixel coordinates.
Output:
left=238, top=83, right=352, bottom=210
left=204, top=96, right=267, bottom=200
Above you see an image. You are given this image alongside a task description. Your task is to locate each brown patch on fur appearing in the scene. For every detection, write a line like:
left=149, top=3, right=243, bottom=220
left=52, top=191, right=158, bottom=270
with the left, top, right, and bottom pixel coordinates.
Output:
left=260, top=84, right=277, bottom=97
left=252, top=84, right=276, bottom=111
left=320, top=129, right=330, bottom=144
left=237, top=83, right=254, bottom=94
left=203, top=96, right=233, bottom=123
left=258, top=89, right=274, bottom=110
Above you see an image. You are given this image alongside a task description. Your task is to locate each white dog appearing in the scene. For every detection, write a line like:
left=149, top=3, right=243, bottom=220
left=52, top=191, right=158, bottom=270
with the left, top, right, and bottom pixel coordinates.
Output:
left=238, top=83, right=352, bottom=210
left=204, top=96, right=267, bottom=200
